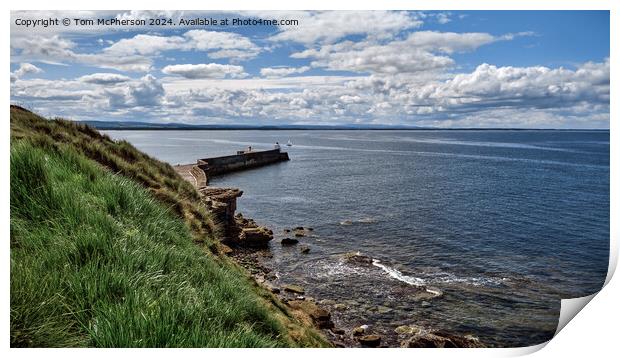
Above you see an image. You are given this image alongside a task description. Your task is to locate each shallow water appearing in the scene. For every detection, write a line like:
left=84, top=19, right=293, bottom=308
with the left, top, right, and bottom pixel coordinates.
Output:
left=105, top=129, right=609, bottom=347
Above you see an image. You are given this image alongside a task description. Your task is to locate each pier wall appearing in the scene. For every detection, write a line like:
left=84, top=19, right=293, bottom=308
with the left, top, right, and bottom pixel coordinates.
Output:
left=197, top=149, right=289, bottom=177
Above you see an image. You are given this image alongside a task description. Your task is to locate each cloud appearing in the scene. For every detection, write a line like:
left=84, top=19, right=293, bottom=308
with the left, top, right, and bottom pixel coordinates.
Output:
left=103, top=30, right=261, bottom=61
left=260, top=66, right=310, bottom=78
left=162, top=63, right=248, bottom=79
left=79, top=73, right=131, bottom=85
left=266, top=10, right=423, bottom=44
left=426, top=59, right=610, bottom=111
left=11, top=35, right=152, bottom=72
left=8, top=11, right=608, bottom=128
left=104, top=34, right=186, bottom=56
left=183, top=30, right=260, bottom=60
left=291, top=31, right=525, bottom=75
left=12, top=58, right=609, bottom=128
left=11, top=29, right=261, bottom=73
left=436, top=13, right=451, bottom=24
left=103, top=74, right=165, bottom=108
left=11, top=63, right=43, bottom=82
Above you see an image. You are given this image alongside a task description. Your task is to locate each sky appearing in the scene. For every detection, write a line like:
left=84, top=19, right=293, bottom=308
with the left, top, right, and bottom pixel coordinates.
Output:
left=10, top=10, right=610, bottom=128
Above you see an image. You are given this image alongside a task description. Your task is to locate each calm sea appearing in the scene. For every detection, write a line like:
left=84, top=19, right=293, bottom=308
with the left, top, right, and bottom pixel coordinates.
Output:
left=105, top=129, right=609, bottom=347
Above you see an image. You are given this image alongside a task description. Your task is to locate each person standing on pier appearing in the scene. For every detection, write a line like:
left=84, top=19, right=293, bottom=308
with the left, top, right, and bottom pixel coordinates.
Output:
left=274, top=142, right=280, bottom=150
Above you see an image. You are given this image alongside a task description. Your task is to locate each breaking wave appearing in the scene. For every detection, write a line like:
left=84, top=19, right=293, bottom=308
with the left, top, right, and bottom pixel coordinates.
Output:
left=371, top=259, right=442, bottom=296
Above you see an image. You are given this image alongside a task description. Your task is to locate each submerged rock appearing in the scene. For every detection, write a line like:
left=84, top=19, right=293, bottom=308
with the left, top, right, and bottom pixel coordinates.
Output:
left=400, top=331, right=485, bottom=348
left=331, top=328, right=345, bottom=335
left=342, top=252, right=373, bottom=266
left=358, top=335, right=381, bottom=347
left=333, top=303, right=348, bottom=311
left=283, top=284, right=305, bottom=294
left=300, top=245, right=310, bottom=254
left=376, top=306, right=392, bottom=314
left=394, top=325, right=422, bottom=335
left=281, top=238, right=299, bottom=245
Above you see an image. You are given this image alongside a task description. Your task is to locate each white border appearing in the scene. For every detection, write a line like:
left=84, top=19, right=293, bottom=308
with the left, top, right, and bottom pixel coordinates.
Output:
left=4, top=1, right=617, bottom=357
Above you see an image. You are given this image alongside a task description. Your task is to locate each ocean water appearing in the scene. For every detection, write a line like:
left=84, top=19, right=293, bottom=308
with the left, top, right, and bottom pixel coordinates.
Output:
left=105, top=129, right=609, bottom=347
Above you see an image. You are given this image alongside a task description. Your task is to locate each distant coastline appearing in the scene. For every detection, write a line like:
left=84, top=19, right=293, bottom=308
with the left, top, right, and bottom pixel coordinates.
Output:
left=79, top=120, right=609, bottom=131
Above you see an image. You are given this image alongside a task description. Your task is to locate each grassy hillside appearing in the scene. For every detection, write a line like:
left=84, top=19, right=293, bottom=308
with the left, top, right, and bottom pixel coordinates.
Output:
left=10, top=105, right=217, bottom=247
left=10, top=107, right=328, bottom=347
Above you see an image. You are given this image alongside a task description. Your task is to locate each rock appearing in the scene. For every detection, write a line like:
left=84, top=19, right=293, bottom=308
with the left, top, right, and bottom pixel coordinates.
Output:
left=283, top=284, right=305, bottom=294
left=394, top=325, right=422, bottom=335
left=218, top=244, right=233, bottom=255
left=331, top=328, right=345, bottom=335
left=340, top=220, right=353, bottom=226
left=376, top=306, right=392, bottom=314
left=319, top=299, right=336, bottom=305
left=270, top=286, right=281, bottom=294
left=294, top=231, right=305, bottom=237
left=287, top=299, right=334, bottom=329
left=300, top=245, right=310, bottom=254
left=309, top=307, right=334, bottom=329
left=333, top=303, right=347, bottom=311
left=358, top=335, right=381, bottom=347
left=281, top=238, right=299, bottom=245
left=307, top=227, right=314, bottom=231
left=294, top=226, right=304, bottom=231
left=238, top=227, right=273, bottom=247
left=400, top=331, right=485, bottom=348
left=266, top=273, right=277, bottom=281
left=421, top=301, right=431, bottom=307
left=352, top=325, right=368, bottom=336
left=283, top=229, right=291, bottom=233
left=342, top=252, right=373, bottom=266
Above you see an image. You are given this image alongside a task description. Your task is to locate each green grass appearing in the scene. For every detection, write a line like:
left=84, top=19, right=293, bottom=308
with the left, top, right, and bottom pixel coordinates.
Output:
left=10, top=106, right=218, bottom=247
left=10, top=106, right=329, bottom=348
left=10, top=141, right=290, bottom=347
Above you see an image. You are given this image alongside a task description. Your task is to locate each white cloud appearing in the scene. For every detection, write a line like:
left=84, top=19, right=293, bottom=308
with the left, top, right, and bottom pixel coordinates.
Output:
left=11, top=29, right=260, bottom=73
left=11, top=35, right=153, bottom=72
left=162, top=63, right=248, bottom=79
left=260, top=66, right=310, bottom=78
left=266, top=10, right=423, bottom=44
left=79, top=73, right=131, bottom=85
left=103, top=74, right=165, bottom=108
left=11, top=63, right=43, bottom=82
left=103, top=30, right=260, bottom=61
left=104, top=34, right=186, bottom=56
left=291, top=31, right=527, bottom=75
left=436, top=13, right=451, bottom=24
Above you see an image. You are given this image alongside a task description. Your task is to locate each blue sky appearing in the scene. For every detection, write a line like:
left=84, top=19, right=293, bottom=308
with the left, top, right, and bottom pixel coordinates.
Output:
left=10, top=10, right=610, bottom=128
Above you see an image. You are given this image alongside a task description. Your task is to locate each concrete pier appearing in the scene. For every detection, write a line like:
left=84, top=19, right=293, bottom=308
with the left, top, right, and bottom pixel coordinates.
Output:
left=196, top=148, right=289, bottom=178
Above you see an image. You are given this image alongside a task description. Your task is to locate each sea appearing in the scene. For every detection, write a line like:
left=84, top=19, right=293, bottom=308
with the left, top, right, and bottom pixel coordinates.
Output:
left=104, top=129, right=610, bottom=347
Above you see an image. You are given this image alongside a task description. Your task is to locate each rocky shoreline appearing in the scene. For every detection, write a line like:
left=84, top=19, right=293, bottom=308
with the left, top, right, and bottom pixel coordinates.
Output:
left=226, top=215, right=486, bottom=348
left=178, top=165, right=486, bottom=348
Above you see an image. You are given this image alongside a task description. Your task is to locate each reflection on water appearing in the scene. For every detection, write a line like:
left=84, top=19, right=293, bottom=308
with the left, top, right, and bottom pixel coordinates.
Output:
left=105, top=129, right=609, bottom=347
